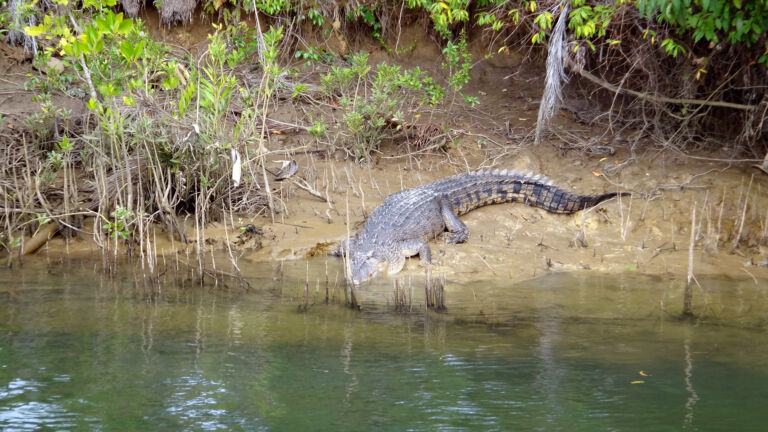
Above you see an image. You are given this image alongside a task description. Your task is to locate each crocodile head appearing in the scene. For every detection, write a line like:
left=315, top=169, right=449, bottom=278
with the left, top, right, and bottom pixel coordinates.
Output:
left=343, top=238, right=387, bottom=285
left=351, top=252, right=383, bottom=284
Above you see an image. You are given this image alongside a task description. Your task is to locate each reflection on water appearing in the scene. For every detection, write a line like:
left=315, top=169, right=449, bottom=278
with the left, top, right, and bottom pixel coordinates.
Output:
left=1, top=258, right=767, bottom=431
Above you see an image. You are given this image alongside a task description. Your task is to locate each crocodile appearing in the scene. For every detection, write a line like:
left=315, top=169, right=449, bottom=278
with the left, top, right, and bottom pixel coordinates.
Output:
left=339, top=169, right=628, bottom=285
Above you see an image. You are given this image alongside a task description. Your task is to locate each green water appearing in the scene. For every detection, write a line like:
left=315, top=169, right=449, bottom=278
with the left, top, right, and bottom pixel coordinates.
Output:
left=1, top=259, right=767, bottom=431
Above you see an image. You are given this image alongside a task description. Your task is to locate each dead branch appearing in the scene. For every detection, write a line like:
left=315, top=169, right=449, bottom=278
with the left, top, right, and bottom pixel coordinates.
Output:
left=567, top=59, right=762, bottom=111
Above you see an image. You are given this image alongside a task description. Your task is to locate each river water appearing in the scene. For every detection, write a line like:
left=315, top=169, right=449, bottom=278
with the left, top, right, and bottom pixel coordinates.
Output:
left=1, top=257, right=767, bottom=431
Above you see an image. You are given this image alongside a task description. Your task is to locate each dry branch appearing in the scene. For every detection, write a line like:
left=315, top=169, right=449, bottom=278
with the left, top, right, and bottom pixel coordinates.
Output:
left=567, top=58, right=762, bottom=111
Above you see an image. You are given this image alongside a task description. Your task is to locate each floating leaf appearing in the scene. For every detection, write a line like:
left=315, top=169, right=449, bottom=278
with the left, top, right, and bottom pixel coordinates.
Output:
left=631, top=380, right=645, bottom=384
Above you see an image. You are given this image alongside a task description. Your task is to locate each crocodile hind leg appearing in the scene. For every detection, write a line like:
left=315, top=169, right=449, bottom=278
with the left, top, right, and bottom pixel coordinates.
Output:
left=387, top=239, right=433, bottom=275
left=439, top=197, right=469, bottom=244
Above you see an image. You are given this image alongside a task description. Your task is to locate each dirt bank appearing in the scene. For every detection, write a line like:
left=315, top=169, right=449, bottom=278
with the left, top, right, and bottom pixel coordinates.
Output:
left=3, top=25, right=767, bottom=286
left=31, top=133, right=768, bottom=286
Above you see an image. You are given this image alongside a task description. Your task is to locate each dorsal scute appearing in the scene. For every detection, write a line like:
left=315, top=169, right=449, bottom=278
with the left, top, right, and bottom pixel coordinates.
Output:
left=465, top=168, right=554, bottom=186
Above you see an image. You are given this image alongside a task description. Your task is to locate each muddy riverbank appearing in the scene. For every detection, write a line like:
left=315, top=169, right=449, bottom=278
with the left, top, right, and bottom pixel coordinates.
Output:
left=30, top=139, right=768, bottom=286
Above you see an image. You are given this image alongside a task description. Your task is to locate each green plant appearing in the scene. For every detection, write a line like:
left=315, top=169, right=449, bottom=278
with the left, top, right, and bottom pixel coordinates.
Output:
left=320, top=53, right=445, bottom=160
left=638, top=0, right=768, bottom=65
left=442, top=30, right=472, bottom=93
left=462, top=93, right=479, bottom=106
left=295, top=45, right=333, bottom=64
left=348, top=5, right=384, bottom=41
left=568, top=1, right=614, bottom=43
left=306, top=7, right=323, bottom=26
left=420, top=0, right=471, bottom=39
left=197, top=29, right=239, bottom=138
left=103, top=205, right=133, bottom=241
left=254, top=0, right=289, bottom=15
left=43, top=135, right=73, bottom=175
left=25, top=93, right=71, bottom=142
left=308, top=120, right=326, bottom=138
left=660, top=37, right=687, bottom=57
left=531, top=10, right=553, bottom=44
left=260, top=25, right=286, bottom=96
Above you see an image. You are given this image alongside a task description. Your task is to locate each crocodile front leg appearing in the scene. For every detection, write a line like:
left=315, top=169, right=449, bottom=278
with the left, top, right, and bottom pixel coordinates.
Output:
left=386, top=239, right=433, bottom=275
left=439, top=197, right=469, bottom=244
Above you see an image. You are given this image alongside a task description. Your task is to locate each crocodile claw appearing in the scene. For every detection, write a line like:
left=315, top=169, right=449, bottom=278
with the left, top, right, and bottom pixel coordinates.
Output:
left=445, top=231, right=469, bottom=244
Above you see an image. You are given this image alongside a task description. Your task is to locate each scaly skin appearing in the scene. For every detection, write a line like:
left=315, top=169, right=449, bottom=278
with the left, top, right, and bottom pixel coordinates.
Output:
left=342, top=169, right=627, bottom=284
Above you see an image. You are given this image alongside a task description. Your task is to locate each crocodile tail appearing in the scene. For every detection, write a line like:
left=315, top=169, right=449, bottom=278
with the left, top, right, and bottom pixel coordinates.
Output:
left=442, top=170, right=629, bottom=215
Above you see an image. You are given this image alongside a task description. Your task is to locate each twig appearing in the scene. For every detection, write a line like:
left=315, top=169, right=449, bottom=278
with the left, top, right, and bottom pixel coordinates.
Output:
left=567, top=58, right=762, bottom=111
left=475, top=252, right=496, bottom=274
left=731, top=174, right=754, bottom=250
left=683, top=204, right=696, bottom=316
left=741, top=268, right=759, bottom=285
left=291, top=177, right=333, bottom=204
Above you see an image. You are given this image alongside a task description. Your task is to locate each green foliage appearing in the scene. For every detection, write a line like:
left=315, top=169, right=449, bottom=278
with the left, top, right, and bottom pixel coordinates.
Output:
left=25, top=92, right=71, bottom=142
left=254, top=0, right=290, bottom=15
left=347, top=4, right=385, bottom=44
left=425, top=0, right=471, bottom=39
left=43, top=135, right=73, bottom=177
left=291, top=83, right=308, bottom=98
left=306, top=8, right=324, bottom=26
left=637, top=0, right=768, bottom=45
left=638, top=0, right=768, bottom=65
left=475, top=11, right=505, bottom=31
left=198, top=65, right=237, bottom=132
left=260, top=26, right=286, bottom=96
left=308, top=121, right=326, bottom=138
left=461, top=93, right=479, bottom=106
left=442, top=30, right=473, bottom=95
left=660, top=37, right=687, bottom=57
left=103, top=206, right=133, bottom=241
left=531, top=10, right=553, bottom=44
left=18, top=2, right=275, bottom=234
left=568, top=2, right=613, bottom=40
left=320, top=52, right=445, bottom=160
left=295, top=46, right=334, bottom=64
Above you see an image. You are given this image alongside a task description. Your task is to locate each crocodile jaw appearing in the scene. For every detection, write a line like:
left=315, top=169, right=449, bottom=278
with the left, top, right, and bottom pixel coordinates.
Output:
left=350, top=255, right=388, bottom=285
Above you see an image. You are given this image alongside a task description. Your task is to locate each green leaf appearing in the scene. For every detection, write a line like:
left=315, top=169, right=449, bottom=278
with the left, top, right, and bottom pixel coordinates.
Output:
left=120, top=40, right=134, bottom=60
left=25, top=24, right=48, bottom=37
left=117, top=16, right=133, bottom=34
left=86, top=98, right=100, bottom=111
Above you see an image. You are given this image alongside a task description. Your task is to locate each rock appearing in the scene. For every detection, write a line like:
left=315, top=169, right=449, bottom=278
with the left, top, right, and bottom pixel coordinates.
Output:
left=46, top=57, right=65, bottom=73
